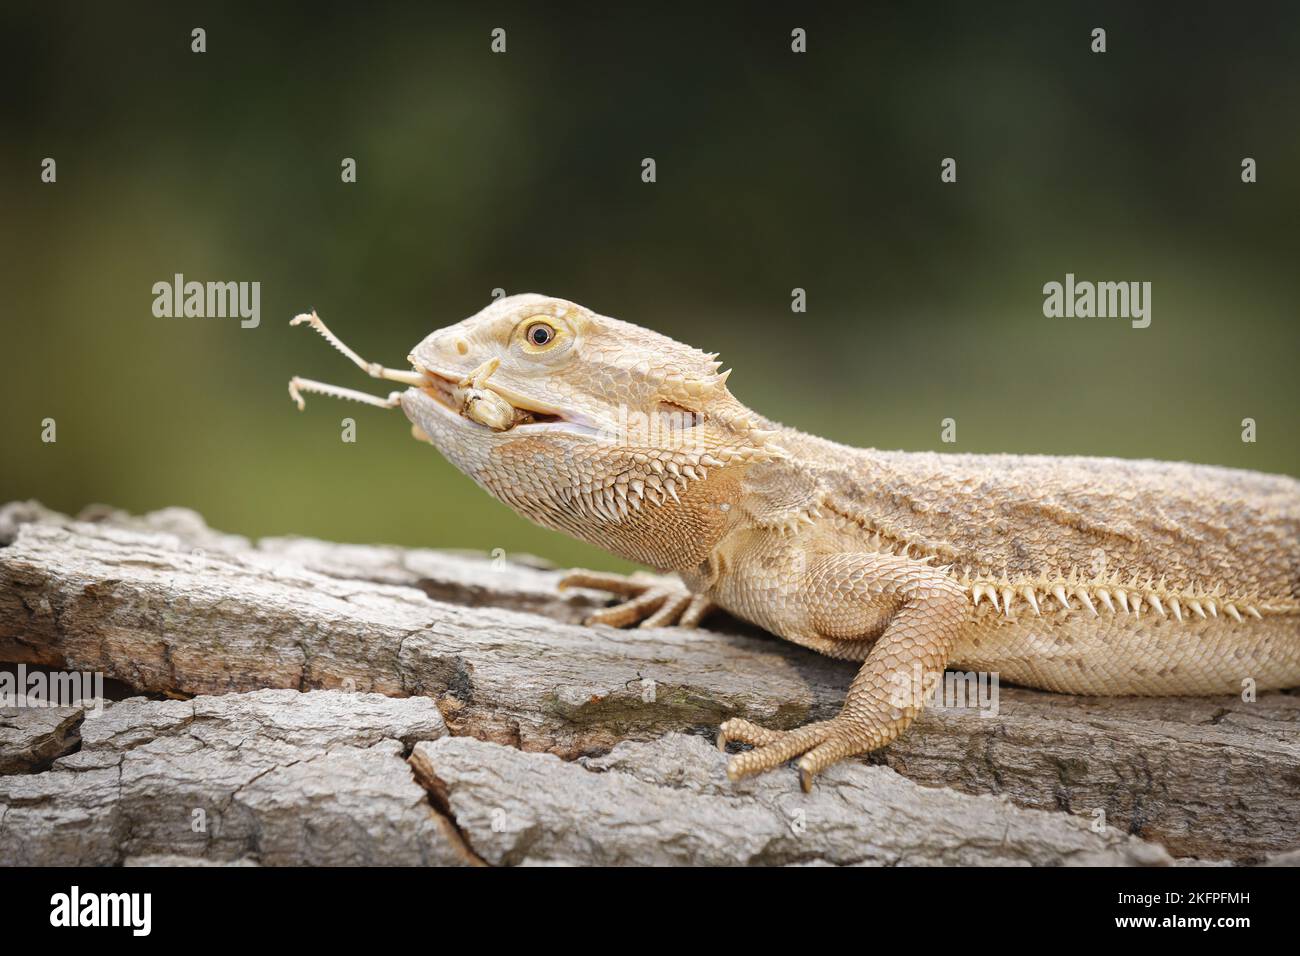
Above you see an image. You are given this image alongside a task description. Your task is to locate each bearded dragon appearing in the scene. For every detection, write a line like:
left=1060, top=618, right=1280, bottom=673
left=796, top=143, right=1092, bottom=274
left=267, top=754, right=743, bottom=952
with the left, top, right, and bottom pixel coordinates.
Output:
left=288, top=294, right=1300, bottom=791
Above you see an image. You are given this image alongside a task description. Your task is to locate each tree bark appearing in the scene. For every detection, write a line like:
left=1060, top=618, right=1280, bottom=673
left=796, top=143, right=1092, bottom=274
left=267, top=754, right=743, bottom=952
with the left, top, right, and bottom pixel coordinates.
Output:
left=0, top=501, right=1295, bottom=865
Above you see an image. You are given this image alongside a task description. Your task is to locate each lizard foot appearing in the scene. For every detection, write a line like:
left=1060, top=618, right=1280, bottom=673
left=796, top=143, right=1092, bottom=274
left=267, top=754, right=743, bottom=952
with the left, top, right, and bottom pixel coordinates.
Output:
left=719, top=717, right=871, bottom=792
left=558, top=570, right=714, bottom=628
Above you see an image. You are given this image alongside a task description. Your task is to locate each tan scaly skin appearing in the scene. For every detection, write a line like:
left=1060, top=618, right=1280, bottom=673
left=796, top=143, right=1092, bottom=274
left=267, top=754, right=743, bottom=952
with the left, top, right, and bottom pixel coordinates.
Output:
left=289, top=294, right=1300, bottom=791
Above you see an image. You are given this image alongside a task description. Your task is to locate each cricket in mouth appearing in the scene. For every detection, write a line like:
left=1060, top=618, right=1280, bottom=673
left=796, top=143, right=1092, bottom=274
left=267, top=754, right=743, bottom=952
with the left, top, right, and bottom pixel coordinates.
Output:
left=288, top=310, right=532, bottom=431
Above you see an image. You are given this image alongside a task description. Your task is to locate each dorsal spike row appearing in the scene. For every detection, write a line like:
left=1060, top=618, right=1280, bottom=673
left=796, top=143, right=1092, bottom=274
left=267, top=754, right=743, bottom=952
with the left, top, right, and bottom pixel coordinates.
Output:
left=965, top=578, right=1278, bottom=625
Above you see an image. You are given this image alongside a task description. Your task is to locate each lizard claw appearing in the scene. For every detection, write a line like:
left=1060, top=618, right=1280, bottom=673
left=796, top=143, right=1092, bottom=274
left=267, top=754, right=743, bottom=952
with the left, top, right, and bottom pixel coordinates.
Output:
left=719, top=717, right=871, bottom=791
left=717, top=717, right=791, bottom=752
left=558, top=570, right=714, bottom=629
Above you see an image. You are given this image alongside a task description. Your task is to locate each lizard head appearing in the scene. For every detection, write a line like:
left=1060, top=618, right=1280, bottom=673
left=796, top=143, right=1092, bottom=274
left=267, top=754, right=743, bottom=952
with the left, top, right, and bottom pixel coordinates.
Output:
left=400, top=293, right=783, bottom=566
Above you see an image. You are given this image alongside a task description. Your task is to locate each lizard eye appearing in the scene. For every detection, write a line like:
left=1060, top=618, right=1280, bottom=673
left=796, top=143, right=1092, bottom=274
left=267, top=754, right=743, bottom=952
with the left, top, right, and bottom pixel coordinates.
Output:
left=525, top=322, right=556, bottom=348
left=514, top=313, right=575, bottom=359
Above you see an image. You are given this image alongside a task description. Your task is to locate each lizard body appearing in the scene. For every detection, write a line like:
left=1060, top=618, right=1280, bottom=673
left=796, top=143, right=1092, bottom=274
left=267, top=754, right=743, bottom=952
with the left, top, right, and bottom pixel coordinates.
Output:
left=290, top=294, right=1300, bottom=789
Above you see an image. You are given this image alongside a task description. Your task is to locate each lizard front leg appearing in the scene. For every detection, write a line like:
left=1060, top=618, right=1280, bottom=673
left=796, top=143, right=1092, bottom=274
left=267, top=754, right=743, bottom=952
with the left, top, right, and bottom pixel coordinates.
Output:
left=558, top=569, right=715, bottom=628
left=719, top=552, right=967, bottom=791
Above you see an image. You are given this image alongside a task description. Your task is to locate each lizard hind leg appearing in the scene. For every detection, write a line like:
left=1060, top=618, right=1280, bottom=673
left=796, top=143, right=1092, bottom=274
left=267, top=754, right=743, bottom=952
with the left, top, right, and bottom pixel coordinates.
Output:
left=558, top=569, right=715, bottom=629
left=721, top=552, right=967, bottom=791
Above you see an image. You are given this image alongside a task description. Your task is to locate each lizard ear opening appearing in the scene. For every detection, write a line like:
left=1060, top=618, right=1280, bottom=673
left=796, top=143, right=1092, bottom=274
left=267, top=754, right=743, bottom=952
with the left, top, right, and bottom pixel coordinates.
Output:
left=656, top=401, right=705, bottom=426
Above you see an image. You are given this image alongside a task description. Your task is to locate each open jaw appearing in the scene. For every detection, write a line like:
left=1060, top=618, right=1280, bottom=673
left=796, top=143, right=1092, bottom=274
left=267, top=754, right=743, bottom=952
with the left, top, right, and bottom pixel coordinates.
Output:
left=415, top=366, right=600, bottom=436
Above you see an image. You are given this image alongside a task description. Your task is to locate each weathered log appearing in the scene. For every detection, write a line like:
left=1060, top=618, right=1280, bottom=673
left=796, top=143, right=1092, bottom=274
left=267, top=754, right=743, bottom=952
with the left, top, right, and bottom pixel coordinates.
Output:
left=0, top=501, right=1295, bottom=864
left=411, top=732, right=1175, bottom=866
left=0, top=690, right=469, bottom=866
left=0, top=688, right=1168, bottom=867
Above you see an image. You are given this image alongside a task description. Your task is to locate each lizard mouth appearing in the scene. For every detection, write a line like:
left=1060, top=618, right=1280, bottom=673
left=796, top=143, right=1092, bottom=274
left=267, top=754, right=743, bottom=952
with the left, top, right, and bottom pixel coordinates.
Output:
left=415, top=366, right=596, bottom=435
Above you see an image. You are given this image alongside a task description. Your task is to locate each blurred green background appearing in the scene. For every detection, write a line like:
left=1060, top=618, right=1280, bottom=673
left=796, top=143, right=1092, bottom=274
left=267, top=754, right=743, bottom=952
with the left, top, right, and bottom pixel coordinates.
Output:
left=2, top=2, right=1297, bottom=571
